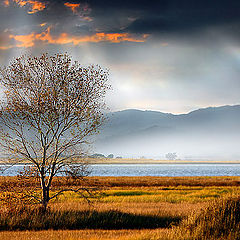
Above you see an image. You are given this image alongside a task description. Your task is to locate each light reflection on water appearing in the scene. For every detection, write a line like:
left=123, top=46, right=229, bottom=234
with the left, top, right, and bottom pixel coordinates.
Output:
left=1, top=163, right=240, bottom=176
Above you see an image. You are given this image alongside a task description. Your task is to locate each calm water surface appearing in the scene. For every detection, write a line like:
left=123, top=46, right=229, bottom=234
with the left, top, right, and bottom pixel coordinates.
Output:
left=1, top=164, right=240, bottom=176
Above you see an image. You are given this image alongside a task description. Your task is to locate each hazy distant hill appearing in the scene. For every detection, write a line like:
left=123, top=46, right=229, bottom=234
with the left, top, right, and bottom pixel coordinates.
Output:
left=94, top=105, right=240, bottom=159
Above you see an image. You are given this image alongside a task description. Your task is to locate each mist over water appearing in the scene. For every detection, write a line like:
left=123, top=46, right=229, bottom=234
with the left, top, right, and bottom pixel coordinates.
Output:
left=94, top=106, right=240, bottom=160
left=95, top=133, right=240, bottom=160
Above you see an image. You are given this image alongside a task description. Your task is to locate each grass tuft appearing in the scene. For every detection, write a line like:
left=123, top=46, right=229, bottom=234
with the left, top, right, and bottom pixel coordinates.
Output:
left=168, top=196, right=240, bottom=240
left=0, top=206, right=181, bottom=231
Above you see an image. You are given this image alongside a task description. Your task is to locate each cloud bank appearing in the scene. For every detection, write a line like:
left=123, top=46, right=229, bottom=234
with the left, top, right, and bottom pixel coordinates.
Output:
left=0, top=0, right=240, bottom=113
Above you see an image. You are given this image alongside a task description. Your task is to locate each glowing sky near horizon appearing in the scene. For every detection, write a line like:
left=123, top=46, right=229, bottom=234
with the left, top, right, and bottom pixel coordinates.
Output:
left=1, top=0, right=240, bottom=113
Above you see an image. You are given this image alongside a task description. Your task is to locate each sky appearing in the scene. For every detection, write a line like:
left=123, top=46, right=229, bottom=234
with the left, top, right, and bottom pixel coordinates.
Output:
left=0, top=0, right=240, bottom=114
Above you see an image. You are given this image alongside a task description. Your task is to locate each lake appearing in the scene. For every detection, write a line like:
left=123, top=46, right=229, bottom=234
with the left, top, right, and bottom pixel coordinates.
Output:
left=1, top=163, right=240, bottom=176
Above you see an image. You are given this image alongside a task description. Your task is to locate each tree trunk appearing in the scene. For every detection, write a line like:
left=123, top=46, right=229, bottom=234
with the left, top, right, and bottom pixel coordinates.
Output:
left=41, top=186, right=49, bottom=212
left=40, top=170, right=49, bottom=212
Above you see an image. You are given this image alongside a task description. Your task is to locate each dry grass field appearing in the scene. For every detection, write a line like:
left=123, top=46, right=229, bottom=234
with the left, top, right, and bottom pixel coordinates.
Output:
left=1, top=176, right=240, bottom=239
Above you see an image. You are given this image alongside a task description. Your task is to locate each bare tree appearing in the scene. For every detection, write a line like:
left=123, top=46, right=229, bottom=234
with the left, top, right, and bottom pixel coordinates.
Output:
left=0, top=53, right=110, bottom=210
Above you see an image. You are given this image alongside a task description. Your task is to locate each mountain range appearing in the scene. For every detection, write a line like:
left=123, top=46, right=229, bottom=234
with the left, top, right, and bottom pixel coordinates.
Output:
left=94, top=105, right=240, bottom=160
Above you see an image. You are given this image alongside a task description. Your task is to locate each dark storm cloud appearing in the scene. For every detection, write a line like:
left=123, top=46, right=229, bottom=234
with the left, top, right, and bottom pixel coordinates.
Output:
left=46, top=0, right=240, bottom=36
left=2, top=0, right=240, bottom=40
left=122, top=1, right=240, bottom=36
left=64, top=0, right=168, bottom=12
left=1, top=0, right=240, bottom=114
left=42, top=0, right=240, bottom=42
left=0, top=0, right=90, bottom=34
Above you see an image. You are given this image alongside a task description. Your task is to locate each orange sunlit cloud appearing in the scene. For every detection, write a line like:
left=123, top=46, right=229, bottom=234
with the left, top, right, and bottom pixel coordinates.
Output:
left=0, top=45, right=13, bottom=50
left=3, top=0, right=10, bottom=6
left=64, top=2, right=80, bottom=14
left=9, top=32, right=37, bottom=48
left=12, top=0, right=46, bottom=14
left=7, top=27, right=149, bottom=48
left=39, top=22, right=47, bottom=27
left=64, top=2, right=92, bottom=21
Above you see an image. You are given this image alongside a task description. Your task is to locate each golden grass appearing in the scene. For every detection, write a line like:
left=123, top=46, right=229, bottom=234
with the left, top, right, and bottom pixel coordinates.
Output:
left=1, top=176, right=240, bottom=239
left=0, top=229, right=170, bottom=240
left=87, top=176, right=240, bottom=187
left=54, top=185, right=240, bottom=205
left=1, top=176, right=240, bottom=189
left=50, top=201, right=206, bottom=220
left=165, top=196, right=240, bottom=240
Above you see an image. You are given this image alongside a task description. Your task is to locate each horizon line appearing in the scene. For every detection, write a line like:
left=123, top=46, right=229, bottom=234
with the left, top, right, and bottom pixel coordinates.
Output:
left=110, top=104, right=240, bottom=115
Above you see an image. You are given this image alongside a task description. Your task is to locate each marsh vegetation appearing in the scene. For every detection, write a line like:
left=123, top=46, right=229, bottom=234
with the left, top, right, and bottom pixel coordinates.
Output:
left=1, top=176, right=240, bottom=239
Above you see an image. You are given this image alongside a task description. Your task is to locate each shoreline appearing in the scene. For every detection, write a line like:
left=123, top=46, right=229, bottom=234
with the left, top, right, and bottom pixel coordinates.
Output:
left=90, top=161, right=240, bottom=165
left=1, top=158, right=240, bottom=165
left=88, top=158, right=240, bottom=165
